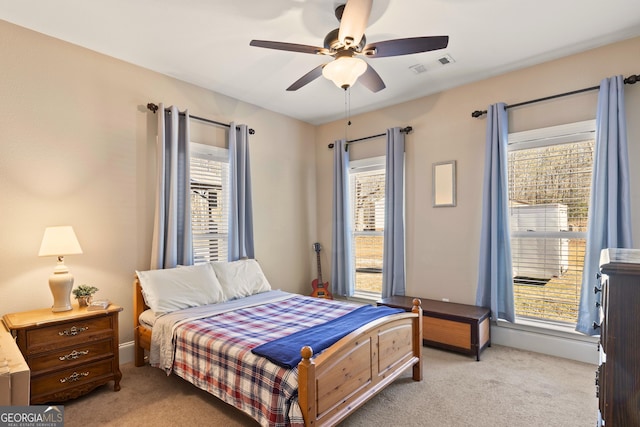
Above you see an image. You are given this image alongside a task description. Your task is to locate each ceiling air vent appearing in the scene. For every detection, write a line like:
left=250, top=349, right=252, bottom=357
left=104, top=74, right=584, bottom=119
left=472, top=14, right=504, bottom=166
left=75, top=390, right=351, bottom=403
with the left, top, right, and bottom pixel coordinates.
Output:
left=408, top=54, right=455, bottom=75
left=437, top=54, right=455, bottom=66
left=409, top=64, right=428, bottom=74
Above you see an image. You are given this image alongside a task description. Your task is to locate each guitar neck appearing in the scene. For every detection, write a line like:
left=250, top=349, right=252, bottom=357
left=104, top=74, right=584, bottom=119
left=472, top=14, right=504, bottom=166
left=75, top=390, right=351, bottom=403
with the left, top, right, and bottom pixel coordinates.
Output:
left=316, top=251, right=323, bottom=284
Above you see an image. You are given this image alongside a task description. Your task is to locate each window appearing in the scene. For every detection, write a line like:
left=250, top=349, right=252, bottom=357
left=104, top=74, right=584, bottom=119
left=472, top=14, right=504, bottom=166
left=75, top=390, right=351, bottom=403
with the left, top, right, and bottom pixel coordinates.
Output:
left=349, top=156, right=385, bottom=297
left=508, top=120, right=595, bottom=325
left=190, top=143, right=229, bottom=264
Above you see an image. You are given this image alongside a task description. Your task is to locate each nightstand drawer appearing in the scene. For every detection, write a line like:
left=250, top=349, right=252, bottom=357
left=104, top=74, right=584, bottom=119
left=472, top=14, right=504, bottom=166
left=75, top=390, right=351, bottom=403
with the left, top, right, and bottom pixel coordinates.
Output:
left=25, top=316, right=113, bottom=354
left=30, top=359, right=115, bottom=400
left=28, top=339, right=114, bottom=373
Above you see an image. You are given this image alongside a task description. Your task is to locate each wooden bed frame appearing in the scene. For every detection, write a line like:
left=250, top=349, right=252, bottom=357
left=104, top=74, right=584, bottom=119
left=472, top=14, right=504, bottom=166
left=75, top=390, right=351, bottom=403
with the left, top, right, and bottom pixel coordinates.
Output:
left=133, top=277, right=423, bottom=426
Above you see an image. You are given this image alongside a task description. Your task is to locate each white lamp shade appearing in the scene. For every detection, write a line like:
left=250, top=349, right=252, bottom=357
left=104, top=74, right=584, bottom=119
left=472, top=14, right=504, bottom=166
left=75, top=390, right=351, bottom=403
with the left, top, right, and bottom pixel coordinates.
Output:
left=322, top=57, right=368, bottom=89
left=39, top=226, right=82, bottom=312
left=39, top=226, right=83, bottom=257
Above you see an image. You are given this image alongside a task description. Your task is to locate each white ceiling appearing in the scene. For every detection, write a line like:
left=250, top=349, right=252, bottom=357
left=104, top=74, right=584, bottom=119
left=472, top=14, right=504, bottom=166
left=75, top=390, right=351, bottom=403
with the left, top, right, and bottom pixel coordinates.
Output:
left=2, top=0, right=640, bottom=125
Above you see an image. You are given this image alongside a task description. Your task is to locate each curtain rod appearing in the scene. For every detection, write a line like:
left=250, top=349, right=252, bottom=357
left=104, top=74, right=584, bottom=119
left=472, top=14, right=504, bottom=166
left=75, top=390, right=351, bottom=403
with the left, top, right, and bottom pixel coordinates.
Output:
left=470, top=74, right=639, bottom=118
left=147, top=103, right=255, bottom=134
left=328, top=126, right=413, bottom=149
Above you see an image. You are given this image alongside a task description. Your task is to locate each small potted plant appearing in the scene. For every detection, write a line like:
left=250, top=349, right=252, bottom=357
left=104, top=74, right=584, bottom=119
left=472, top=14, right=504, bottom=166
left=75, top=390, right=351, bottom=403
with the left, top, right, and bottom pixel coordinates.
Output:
left=72, top=285, right=99, bottom=307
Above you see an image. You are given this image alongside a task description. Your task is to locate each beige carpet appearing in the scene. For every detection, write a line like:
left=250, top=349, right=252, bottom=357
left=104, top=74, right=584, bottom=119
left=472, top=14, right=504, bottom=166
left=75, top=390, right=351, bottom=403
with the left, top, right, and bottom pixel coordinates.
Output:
left=62, top=345, right=597, bottom=426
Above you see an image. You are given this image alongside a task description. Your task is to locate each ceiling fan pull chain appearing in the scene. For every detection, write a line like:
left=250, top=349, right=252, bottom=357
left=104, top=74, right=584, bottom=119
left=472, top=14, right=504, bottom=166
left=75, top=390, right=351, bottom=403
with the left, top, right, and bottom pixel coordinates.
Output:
left=344, top=88, right=348, bottom=140
left=349, top=89, right=352, bottom=126
left=348, top=88, right=353, bottom=127
left=344, top=87, right=353, bottom=146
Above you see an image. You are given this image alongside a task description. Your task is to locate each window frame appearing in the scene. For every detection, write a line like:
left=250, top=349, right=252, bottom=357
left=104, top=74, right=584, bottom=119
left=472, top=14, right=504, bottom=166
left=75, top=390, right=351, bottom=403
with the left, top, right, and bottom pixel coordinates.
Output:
left=190, top=142, right=229, bottom=264
left=349, top=156, right=386, bottom=299
left=507, top=119, right=595, bottom=327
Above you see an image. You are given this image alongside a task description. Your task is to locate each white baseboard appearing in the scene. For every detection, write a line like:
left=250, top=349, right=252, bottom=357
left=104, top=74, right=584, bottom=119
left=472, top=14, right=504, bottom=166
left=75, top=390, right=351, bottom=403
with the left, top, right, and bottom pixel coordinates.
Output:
left=491, top=322, right=599, bottom=364
left=118, top=341, right=135, bottom=365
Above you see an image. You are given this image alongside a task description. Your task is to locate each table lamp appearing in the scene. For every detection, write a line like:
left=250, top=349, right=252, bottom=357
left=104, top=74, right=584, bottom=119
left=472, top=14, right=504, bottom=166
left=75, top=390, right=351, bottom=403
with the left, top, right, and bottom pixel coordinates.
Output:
left=38, top=226, right=83, bottom=312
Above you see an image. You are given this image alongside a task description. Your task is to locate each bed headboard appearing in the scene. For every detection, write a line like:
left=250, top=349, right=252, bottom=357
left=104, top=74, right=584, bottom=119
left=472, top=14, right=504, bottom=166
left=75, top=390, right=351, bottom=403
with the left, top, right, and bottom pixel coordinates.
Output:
left=133, top=275, right=149, bottom=322
left=133, top=274, right=151, bottom=366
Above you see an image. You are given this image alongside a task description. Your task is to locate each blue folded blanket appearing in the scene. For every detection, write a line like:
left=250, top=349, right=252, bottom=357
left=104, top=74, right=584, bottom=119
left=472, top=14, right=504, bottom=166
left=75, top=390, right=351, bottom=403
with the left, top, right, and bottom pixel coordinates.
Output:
left=251, top=304, right=403, bottom=368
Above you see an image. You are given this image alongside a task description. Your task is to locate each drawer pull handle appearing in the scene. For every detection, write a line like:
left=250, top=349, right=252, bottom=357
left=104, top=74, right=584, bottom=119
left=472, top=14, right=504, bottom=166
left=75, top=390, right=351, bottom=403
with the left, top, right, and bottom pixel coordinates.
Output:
left=58, top=326, right=89, bottom=336
left=59, top=371, right=89, bottom=383
left=59, top=350, right=89, bottom=361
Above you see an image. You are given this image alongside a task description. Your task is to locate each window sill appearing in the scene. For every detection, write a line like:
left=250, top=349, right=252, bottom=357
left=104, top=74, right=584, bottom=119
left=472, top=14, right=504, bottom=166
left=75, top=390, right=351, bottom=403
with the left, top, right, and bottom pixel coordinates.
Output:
left=346, top=291, right=381, bottom=305
left=497, top=317, right=598, bottom=343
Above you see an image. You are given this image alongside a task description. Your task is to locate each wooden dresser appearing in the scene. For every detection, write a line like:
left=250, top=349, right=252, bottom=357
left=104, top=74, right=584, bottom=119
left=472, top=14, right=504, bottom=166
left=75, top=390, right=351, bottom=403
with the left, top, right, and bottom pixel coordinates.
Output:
left=2, top=304, right=122, bottom=404
left=596, top=248, right=640, bottom=426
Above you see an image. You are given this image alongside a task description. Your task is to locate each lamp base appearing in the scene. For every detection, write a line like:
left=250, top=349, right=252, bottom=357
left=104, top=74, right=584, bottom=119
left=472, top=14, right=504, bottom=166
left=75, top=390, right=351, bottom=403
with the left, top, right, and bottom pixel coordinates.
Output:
left=49, top=269, right=74, bottom=313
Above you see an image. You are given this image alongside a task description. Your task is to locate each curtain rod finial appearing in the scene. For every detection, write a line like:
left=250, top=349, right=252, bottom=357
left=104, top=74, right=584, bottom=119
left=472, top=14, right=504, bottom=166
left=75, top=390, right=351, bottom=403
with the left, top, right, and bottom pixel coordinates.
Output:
left=147, top=103, right=158, bottom=114
left=624, top=74, right=639, bottom=85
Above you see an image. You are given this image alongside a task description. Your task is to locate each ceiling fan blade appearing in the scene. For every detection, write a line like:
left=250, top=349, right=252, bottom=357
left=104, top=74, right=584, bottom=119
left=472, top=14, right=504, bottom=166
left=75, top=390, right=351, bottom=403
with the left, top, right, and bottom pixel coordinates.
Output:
left=359, top=64, right=385, bottom=92
left=250, top=40, right=327, bottom=55
left=286, top=64, right=325, bottom=91
left=363, top=36, right=449, bottom=58
left=338, top=0, right=373, bottom=47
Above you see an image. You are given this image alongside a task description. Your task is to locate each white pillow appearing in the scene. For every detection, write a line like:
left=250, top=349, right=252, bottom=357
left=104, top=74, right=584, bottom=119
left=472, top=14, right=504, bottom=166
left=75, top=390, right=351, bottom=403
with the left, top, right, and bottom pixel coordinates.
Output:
left=210, top=259, right=272, bottom=300
left=136, top=263, right=225, bottom=314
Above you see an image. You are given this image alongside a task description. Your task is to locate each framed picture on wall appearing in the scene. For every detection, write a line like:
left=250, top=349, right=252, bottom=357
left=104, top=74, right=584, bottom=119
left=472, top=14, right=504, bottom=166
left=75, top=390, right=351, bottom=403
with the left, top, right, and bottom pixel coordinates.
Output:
left=432, top=160, right=457, bottom=207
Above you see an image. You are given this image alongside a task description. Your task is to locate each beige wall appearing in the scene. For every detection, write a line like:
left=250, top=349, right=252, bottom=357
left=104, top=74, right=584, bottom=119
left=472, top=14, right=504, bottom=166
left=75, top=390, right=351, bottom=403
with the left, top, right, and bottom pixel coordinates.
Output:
left=0, top=20, right=317, bottom=343
left=1, top=17, right=639, bottom=353
left=315, top=36, right=640, bottom=305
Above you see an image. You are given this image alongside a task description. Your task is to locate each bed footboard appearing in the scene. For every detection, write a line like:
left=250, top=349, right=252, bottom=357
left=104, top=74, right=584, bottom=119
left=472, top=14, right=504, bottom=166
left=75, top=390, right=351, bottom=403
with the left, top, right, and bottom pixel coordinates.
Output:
left=298, top=299, right=423, bottom=426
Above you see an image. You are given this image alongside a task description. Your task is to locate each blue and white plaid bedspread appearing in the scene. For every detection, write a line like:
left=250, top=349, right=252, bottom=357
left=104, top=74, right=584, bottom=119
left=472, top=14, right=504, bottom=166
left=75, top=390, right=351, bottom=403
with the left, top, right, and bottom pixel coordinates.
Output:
left=163, top=292, right=360, bottom=426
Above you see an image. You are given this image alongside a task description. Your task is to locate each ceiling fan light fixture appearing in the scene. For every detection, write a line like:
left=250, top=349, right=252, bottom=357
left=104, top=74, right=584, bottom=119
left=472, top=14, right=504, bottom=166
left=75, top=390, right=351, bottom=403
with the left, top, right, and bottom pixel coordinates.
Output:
left=249, top=0, right=448, bottom=93
left=322, top=56, right=367, bottom=89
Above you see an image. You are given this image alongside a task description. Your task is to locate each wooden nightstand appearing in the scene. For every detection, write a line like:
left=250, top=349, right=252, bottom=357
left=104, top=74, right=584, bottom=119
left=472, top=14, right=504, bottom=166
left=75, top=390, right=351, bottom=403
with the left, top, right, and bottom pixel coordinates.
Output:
left=2, top=304, right=122, bottom=404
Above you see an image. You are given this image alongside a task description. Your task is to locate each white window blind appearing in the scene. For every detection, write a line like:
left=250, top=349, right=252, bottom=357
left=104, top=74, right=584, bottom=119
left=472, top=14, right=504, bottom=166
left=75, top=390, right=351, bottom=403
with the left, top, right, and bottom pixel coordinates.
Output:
left=190, top=143, right=229, bottom=264
left=508, top=121, right=595, bottom=324
left=350, top=157, right=385, bottom=295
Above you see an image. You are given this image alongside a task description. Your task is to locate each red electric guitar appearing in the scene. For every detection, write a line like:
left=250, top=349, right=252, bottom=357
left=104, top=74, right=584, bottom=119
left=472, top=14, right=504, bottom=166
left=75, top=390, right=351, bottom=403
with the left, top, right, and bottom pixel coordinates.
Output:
left=310, top=243, right=333, bottom=299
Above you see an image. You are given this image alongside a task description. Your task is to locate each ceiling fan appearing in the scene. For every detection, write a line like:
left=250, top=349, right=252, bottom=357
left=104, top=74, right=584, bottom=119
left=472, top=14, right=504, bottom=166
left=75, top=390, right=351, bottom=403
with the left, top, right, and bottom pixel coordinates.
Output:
left=249, top=0, right=449, bottom=92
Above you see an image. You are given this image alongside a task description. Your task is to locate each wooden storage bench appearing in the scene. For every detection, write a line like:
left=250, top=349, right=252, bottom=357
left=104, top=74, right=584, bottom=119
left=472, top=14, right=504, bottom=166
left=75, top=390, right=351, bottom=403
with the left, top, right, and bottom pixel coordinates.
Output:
left=378, top=296, right=491, bottom=361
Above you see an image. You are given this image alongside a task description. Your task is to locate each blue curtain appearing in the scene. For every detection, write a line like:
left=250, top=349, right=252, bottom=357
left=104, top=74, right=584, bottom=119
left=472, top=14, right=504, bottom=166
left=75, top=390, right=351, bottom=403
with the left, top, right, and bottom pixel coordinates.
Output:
left=150, top=104, right=193, bottom=269
left=228, top=123, right=255, bottom=261
left=576, top=76, right=633, bottom=335
left=381, top=127, right=406, bottom=298
left=331, top=139, right=354, bottom=296
left=475, top=103, right=515, bottom=322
